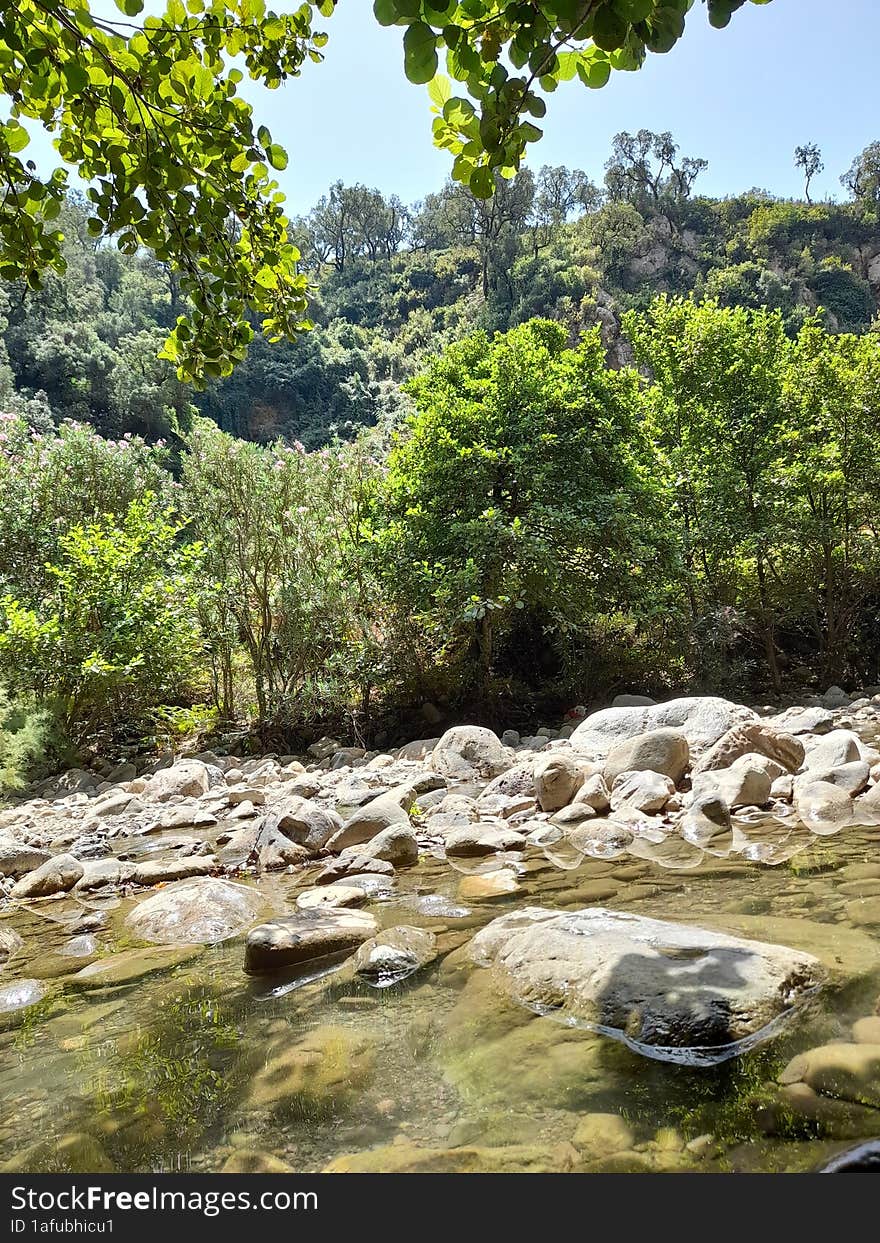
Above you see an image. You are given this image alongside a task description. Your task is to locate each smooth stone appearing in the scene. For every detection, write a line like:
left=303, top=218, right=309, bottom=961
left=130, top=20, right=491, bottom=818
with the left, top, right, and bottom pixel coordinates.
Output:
left=339, top=822, right=418, bottom=867
left=244, top=909, right=379, bottom=974
left=125, top=877, right=263, bottom=945
left=444, top=823, right=526, bottom=858
left=852, top=1017, right=880, bottom=1044
left=779, top=1043, right=880, bottom=1109
left=10, top=853, right=83, bottom=898
left=469, top=906, right=822, bottom=1063
left=326, top=793, right=410, bottom=853
left=145, top=759, right=216, bottom=802
left=352, top=926, right=437, bottom=987
left=296, top=884, right=366, bottom=911
left=795, top=781, right=853, bottom=835
left=264, top=796, right=342, bottom=853
left=69, top=946, right=202, bottom=990
left=130, top=856, right=217, bottom=886
left=533, top=752, right=588, bottom=812
left=604, top=728, right=689, bottom=785
left=430, top=726, right=514, bottom=781
left=609, top=769, right=674, bottom=814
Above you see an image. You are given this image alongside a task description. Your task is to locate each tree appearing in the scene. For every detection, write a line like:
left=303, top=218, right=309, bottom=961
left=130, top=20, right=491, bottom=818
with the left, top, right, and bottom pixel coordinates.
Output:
left=1, top=1, right=774, bottom=381
left=412, top=170, right=535, bottom=297
left=604, top=129, right=708, bottom=216
left=841, top=141, right=880, bottom=209
left=779, top=325, right=880, bottom=679
left=528, top=164, right=601, bottom=255
left=625, top=296, right=791, bottom=689
left=794, top=142, right=824, bottom=205
left=305, top=182, right=409, bottom=270
left=378, top=319, right=669, bottom=695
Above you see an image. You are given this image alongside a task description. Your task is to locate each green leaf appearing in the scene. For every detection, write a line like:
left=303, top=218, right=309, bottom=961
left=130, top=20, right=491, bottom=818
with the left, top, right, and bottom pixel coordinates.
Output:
left=3, top=122, right=29, bottom=153
left=267, top=144, right=288, bottom=170
left=427, top=74, right=452, bottom=108
left=403, top=22, right=439, bottom=85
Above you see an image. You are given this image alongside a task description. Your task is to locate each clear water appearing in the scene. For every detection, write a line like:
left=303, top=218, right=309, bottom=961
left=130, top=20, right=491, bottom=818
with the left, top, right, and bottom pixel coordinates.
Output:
left=2, top=809, right=879, bottom=1175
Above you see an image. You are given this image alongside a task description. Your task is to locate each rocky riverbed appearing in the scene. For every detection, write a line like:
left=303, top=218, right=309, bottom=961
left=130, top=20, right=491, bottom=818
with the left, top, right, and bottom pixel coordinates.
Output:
left=1, top=688, right=880, bottom=1174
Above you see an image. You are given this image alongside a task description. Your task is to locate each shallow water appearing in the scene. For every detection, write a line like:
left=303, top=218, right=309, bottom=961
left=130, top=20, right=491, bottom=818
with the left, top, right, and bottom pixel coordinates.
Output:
left=1, top=807, right=879, bottom=1175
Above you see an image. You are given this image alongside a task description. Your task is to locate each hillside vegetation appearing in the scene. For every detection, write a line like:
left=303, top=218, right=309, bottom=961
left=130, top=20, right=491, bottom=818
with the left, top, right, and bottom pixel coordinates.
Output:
left=0, top=133, right=879, bottom=774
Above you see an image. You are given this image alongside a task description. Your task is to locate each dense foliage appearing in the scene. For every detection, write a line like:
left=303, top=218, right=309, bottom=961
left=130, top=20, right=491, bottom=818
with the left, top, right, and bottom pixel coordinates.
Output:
left=1, top=296, right=878, bottom=777
left=3, top=134, right=877, bottom=449
left=1, top=2, right=772, bottom=378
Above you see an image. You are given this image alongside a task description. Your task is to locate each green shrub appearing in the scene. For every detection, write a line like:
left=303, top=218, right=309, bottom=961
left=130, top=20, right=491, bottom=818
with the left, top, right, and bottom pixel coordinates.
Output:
left=0, top=495, right=203, bottom=745
left=0, top=685, right=50, bottom=792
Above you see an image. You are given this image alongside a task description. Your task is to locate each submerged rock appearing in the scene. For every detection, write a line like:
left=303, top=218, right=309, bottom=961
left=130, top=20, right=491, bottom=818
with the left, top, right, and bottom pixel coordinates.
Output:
left=221, top=1150, right=297, bottom=1174
left=469, top=906, right=822, bottom=1063
left=246, top=1025, right=375, bottom=1117
left=323, top=1140, right=577, bottom=1174
left=352, top=925, right=437, bottom=987
left=125, top=877, right=263, bottom=945
left=69, top=946, right=202, bottom=990
left=0, top=977, right=45, bottom=1015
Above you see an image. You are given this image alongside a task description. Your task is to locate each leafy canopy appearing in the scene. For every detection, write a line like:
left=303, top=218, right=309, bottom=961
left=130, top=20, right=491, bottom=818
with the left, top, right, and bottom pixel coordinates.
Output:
left=1, top=1, right=773, bottom=381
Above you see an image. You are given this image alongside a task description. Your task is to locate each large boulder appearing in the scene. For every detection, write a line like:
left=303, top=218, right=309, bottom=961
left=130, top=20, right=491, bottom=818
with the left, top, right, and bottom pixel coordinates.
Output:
left=692, top=758, right=771, bottom=810
left=692, top=722, right=804, bottom=776
left=145, top=759, right=217, bottom=802
left=469, top=906, right=821, bottom=1062
left=604, top=728, right=690, bottom=785
left=533, top=752, right=588, bottom=812
left=10, top=853, right=83, bottom=898
left=0, top=840, right=52, bottom=879
left=430, top=726, right=513, bottom=781
left=244, top=909, right=378, bottom=974
left=802, top=730, right=865, bottom=772
left=265, top=797, right=342, bottom=854
left=571, top=697, right=756, bottom=761
left=326, top=793, right=410, bottom=854
left=125, top=878, right=263, bottom=945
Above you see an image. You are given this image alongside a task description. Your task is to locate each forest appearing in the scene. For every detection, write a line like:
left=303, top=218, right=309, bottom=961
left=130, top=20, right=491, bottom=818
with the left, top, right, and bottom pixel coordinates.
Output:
left=1, top=129, right=879, bottom=782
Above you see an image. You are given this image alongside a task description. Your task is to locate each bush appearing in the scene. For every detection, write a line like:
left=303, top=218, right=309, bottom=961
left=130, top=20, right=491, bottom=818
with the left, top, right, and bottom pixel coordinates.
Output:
left=0, top=686, right=50, bottom=792
left=0, top=496, right=203, bottom=745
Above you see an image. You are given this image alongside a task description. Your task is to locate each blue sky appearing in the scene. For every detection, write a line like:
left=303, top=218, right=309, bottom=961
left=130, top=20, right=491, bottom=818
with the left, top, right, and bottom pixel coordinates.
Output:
left=21, top=0, right=880, bottom=213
